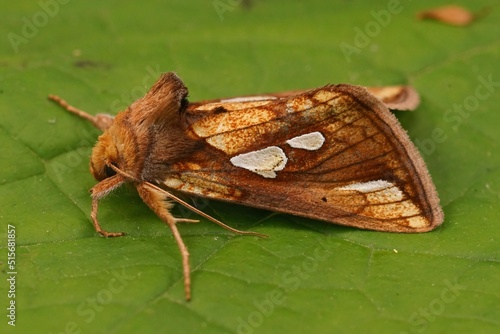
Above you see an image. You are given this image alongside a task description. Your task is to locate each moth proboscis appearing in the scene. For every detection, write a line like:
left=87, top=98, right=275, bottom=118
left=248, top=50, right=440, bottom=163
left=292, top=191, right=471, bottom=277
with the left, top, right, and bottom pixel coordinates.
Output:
left=49, top=72, right=443, bottom=300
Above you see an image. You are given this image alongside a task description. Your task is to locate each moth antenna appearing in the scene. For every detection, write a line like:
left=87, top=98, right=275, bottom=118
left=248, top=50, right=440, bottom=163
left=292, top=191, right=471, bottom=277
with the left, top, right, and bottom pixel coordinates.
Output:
left=144, top=182, right=268, bottom=238
left=108, top=163, right=141, bottom=183
left=48, top=94, right=114, bottom=131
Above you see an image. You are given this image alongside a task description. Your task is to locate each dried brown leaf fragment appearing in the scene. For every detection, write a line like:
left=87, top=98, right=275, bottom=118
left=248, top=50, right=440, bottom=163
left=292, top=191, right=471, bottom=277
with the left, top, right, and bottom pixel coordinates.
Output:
left=417, top=5, right=474, bottom=26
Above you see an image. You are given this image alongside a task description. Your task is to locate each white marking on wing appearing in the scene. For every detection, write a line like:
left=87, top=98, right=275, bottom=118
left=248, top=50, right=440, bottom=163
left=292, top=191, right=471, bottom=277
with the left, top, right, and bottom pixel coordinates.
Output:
left=230, top=146, right=288, bottom=178
left=220, top=96, right=277, bottom=103
left=337, top=180, right=394, bottom=193
left=366, top=186, right=404, bottom=203
left=337, top=180, right=405, bottom=203
left=286, top=131, right=325, bottom=150
left=337, top=180, right=425, bottom=221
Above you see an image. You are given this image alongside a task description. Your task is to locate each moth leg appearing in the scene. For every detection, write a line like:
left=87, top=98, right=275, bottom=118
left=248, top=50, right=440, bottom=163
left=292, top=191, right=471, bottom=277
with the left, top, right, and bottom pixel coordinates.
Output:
left=48, top=95, right=114, bottom=131
left=136, top=182, right=192, bottom=301
left=90, top=175, right=126, bottom=237
left=143, top=182, right=268, bottom=238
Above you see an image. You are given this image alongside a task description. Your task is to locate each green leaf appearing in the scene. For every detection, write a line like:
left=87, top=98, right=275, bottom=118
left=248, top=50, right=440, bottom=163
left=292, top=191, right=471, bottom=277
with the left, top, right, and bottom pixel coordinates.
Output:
left=1, top=1, right=499, bottom=333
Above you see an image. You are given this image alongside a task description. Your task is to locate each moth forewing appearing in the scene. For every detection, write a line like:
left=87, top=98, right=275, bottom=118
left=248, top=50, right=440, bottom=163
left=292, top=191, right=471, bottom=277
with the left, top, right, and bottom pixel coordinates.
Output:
left=49, top=72, right=443, bottom=301
left=179, top=83, right=443, bottom=232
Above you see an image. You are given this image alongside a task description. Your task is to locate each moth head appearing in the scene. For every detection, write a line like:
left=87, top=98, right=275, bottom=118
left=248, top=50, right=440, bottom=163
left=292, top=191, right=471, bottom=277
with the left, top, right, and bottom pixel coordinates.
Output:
left=89, top=72, right=189, bottom=182
left=89, top=119, right=132, bottom=181
left=89, top=142, right=111, bottom=181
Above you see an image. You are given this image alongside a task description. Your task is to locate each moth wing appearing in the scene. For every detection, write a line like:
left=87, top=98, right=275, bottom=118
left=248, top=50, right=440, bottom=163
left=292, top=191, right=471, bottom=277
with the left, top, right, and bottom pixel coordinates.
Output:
left=189, top=85, right=420, bottom=111
left=166, top=85, right=442, bottom=233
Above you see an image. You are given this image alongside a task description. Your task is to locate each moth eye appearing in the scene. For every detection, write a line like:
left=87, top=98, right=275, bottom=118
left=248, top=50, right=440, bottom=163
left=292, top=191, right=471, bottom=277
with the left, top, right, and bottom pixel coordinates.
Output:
left=104, top=164, right=117, bottom=178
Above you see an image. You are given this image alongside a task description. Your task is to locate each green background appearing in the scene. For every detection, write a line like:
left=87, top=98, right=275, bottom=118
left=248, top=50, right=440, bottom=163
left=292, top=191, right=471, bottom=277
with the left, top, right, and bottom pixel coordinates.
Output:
left=1, top=0, right=499, bottom=333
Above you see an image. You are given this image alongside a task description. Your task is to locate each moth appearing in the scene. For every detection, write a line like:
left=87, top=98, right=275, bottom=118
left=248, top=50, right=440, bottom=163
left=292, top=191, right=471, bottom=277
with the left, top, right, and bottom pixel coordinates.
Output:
left=49, top=72, right=443, bottom=300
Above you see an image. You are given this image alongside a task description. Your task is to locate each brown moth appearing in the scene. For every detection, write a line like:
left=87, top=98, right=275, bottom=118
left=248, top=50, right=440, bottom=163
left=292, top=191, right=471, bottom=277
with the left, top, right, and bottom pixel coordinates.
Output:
left=49, top=72, right=443, bottom=300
